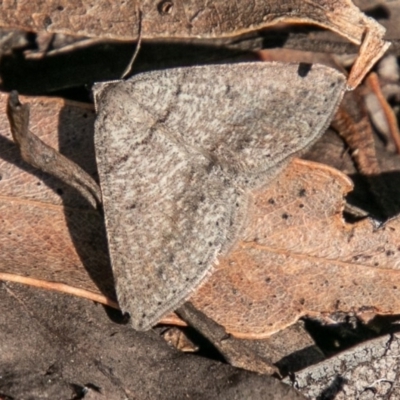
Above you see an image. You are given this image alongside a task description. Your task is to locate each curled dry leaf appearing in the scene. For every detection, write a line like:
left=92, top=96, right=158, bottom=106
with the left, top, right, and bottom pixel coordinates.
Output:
left=6, top=91, right=102, bottom=208
left=332, top=89, right=381, bottom=176
left=0, top=0, right=389, bottom=88
left=191, top=158, right=400, bottom=338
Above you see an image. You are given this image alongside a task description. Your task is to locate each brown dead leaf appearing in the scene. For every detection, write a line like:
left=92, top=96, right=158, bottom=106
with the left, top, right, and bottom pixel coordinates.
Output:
left=0, top=0, right=389, bottom=88
left=6, top=91, right=101, bottom=208
left=2, top=93, right=400, bottom=341
left=161, top=327, right=199, bottom=352
left=0, top=92, right=116, bottom=302
left=0, top=92, right=186, bottom=325
left=333, top=88, right=381, bottom=176
left=0, top=196, right=115, bottom=300
left=0, top=94, right=97, bottom=208
left=191, top=158, right=400, bottom=338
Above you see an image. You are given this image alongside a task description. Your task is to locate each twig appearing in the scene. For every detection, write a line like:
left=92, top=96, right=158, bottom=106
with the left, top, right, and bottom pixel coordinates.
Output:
left=0, top=272, right=187, bottom=327
left=367, top=72, right=400, bottom=154
left=0, top=272, right=118, bottom=308
left=121, top=8, right=143, bottom=79
left=176, top=302, right=279, bottom=376
left=6, top=91, right=102, bottom=208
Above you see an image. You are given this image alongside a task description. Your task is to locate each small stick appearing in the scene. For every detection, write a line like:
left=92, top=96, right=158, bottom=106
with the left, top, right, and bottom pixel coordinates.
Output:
left=367, top=72, right=400, bottom=154
left=0, top=272, right=118, bottom=308
left=0, top=272, right=187, bottom=327
left=121, top=8, right=143, bottom=79
left=176, top=302, right=280, bottom=376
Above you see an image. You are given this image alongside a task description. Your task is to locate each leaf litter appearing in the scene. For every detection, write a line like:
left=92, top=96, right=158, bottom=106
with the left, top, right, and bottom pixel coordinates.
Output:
left=0, top=2, right=398, bottom=397
left=2, top=93, right=400, bottom=339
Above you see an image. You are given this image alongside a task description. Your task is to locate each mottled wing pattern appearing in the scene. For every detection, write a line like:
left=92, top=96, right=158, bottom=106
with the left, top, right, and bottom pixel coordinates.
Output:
left=119, top=63, right=346, bottom=188
left=93, top=62, right=345, bottom=330
left=94, top=82, right=244, bottom=330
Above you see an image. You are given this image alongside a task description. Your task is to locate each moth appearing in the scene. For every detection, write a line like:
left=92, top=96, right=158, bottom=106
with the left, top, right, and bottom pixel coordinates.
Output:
left=93, top=62, right=346, bottom=330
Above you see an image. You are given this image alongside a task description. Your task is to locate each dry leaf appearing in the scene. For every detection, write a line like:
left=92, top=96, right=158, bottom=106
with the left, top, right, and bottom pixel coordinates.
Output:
left=0, top=94, right=97, bottom=208
left=333, top=89, right=380, bottom=176
left=2, top=93, right=400, bottom=341
left=6, top=91, right=101, bottom=208
left=190, top=158, right=400, bottom=338
left=161, top=327, right=199, bottom=352
left=0, top=92, right=117, bottom=303
left=0, top=92, right=186, bottom=324
left=0, top=0, right=389, bottom=88
left=0, top=196, right=114, bottom=299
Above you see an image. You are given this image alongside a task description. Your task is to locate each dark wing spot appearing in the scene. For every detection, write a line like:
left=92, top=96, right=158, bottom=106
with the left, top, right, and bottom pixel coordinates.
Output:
left=297, top=63, right=312, bottom=78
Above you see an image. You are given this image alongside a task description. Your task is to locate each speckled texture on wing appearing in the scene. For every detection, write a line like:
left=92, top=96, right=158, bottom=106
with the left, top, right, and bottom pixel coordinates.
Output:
left=94, top=81, right=244, bottom=330
left=94, top=62, right=346, bottom=330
